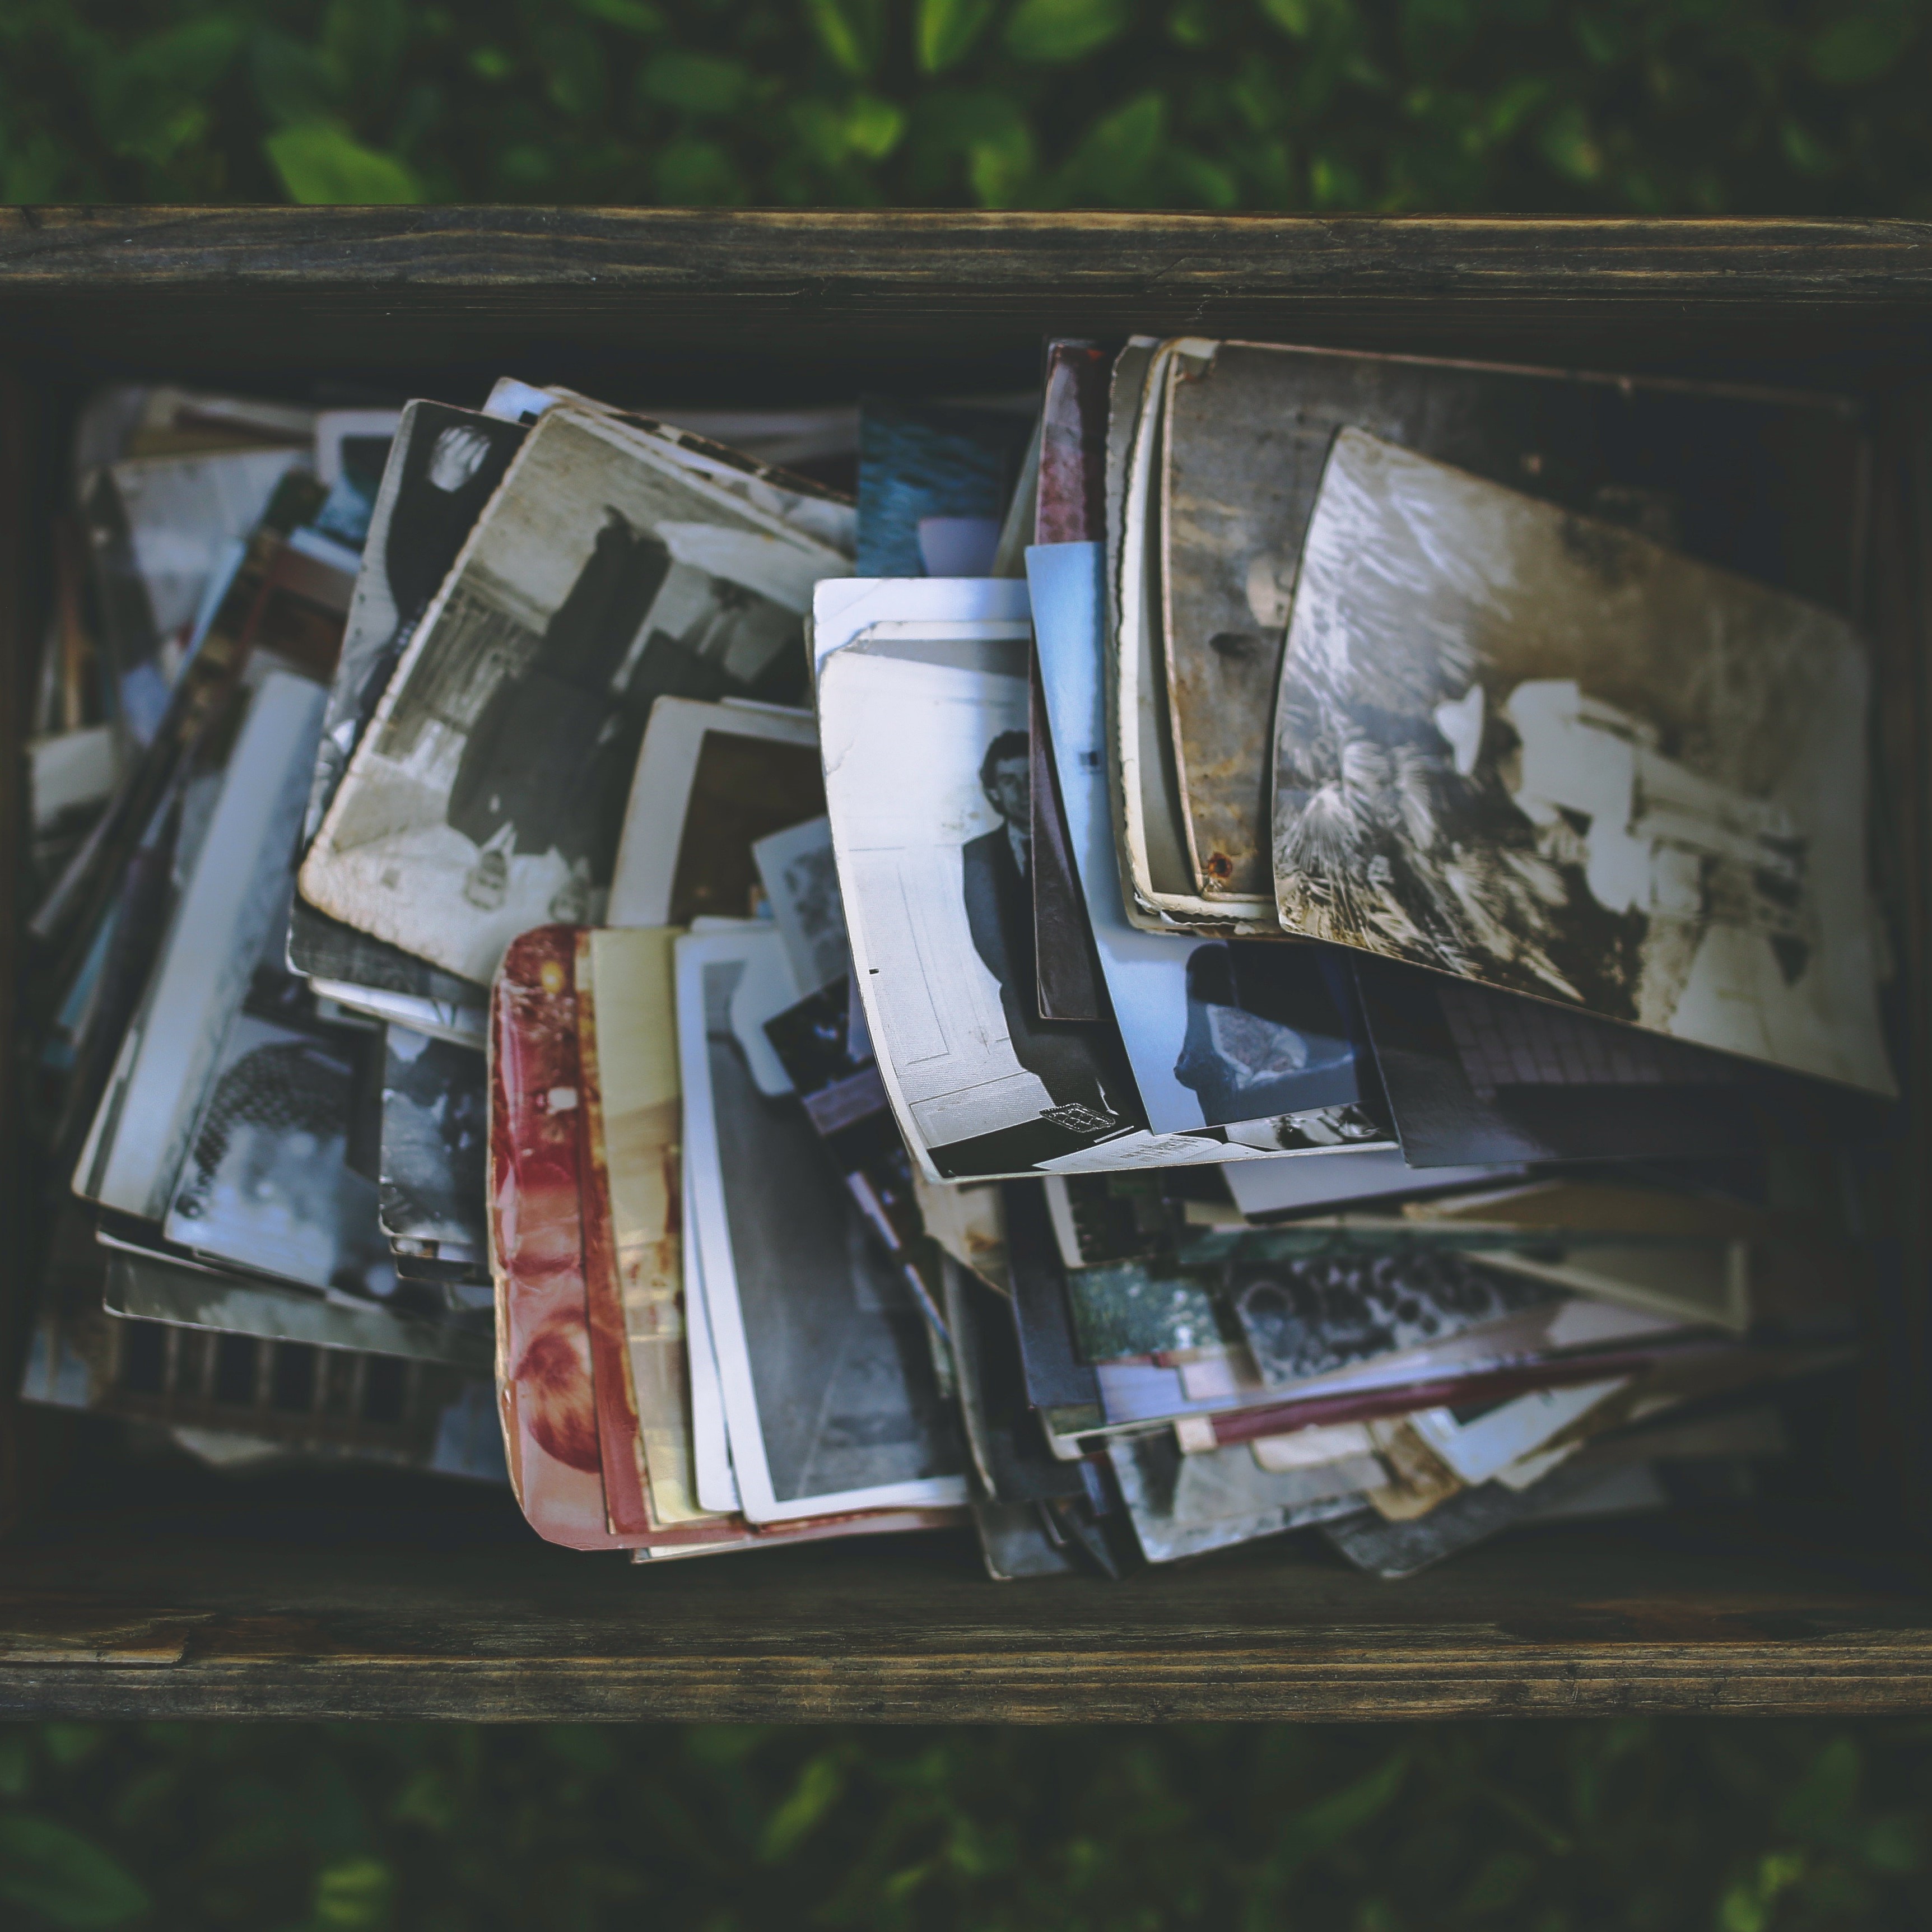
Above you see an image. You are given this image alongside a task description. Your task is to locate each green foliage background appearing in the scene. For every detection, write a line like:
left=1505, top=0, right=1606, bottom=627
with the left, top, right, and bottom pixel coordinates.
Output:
left=0, top=1717, right=1928, bottom=1930
left=7, top=3, right=1932, bottom=1926
left=2, top=0, right=1932, bottom=213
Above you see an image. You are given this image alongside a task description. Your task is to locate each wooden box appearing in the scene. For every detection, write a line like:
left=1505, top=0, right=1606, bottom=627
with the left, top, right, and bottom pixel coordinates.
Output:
left=2, top=208, right=1931, bottom=1722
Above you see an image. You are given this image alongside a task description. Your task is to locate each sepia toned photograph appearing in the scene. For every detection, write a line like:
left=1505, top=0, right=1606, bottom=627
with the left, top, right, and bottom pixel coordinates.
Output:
left=302, top=408, right=843, bottom=985
left=1158, top=337, right=1868, bottom=904
left=1272, top=430, right=1895, bottom=1097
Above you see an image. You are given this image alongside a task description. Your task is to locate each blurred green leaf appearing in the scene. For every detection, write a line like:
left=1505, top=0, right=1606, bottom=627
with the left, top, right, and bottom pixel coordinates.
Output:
left=1538, top=99, right=1602, bottom=181
left=572, top=0, right=666, bottom=29
left=1779, top=1738, right=1860, bottom=1840
left=1811, top=11, right=1914, bottom=85
left=805, top=0, right=886, bottom=75
left=1259, top=0, right=1315, bottom=39
left=1004, top=0, right=1135, bottom=64
left=0, top=1815, right=148, bottom=1928
left=917, top=0, right=998, bottom=71
left=1057, top=89, right=1167, bottom=197
left=312, top=1856, right=392, bottom=1930
left=968, top=119, right=1038, bottom=204
left=641, top=51, right=751, bottom=114
left=41, top=1729, right=105, bottom=1772
left=251, top=27, right=345, bottom=126
left=845, top=92, right=906, bottom=158
left=1281, top=1749, right=1409, bottom=1867
left=1458, top=1848, right=1535, bottom=1916
left=759, top=1756, right=845, bottom=1863
left=1864, top=1812, right=1923, bottom=1874
left=265, top=119, right=422, bottom=201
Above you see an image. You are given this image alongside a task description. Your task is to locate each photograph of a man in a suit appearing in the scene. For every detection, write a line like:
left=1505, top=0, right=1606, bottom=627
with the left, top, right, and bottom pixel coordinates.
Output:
left=961, top=729, right=1118, bottom=1130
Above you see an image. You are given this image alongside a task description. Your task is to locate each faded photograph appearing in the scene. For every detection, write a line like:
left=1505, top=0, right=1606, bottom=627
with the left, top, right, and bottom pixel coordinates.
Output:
left=820, top=638, right=1154, bottom=1180
left=288, top=403, right=524, bottom=1005
left=963, top=727, right=1120, bottom=1133
left=700, top=956, right=963, bottom=1505
left=379, top=1026, right=488, bottom=1250
left=302, top=408, right=840, bottom=984
left=302, top=403, right=528, bottom=849
left=753, top=816, right=848, bottom=993
left=1272, top=430, right=1894, bottom=1097
left=1159, top=337, right=1868, bottom=902
left=165, top=1009, right=396, bottom=1303
left=1231, top=1250, right=1552, bottom=1390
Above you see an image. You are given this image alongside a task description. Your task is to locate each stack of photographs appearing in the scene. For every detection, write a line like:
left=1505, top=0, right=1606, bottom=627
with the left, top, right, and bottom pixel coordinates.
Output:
left=18, top=342, right=1892, bottom=1581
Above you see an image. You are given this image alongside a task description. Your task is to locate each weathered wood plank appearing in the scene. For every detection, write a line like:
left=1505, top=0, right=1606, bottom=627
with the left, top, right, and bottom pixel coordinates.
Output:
left=0, top=1517, right=1929, bottom=1720
left=1, top=211, right=1929, bottom=383
left=2, top=210, right=1931, bottom=297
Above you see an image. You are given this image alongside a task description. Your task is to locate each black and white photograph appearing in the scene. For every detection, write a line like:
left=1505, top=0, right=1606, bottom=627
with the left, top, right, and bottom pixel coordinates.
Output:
left=163, top=1004, right=395, bottom=1303
left=676, top=926, right=967, bottom=1523
left=104, top=1247, right=488, bottom=1372
left=679, top=1155, right=740, bottom=1517
left=301, top=407, right=846, bottom=984
left=606, top=695, right=821, bottom=928
left=1271, top=430, right=1894, bottom=1097
left=822, top=624, right=1272, bottom=1182
left=1230, top=1250, right=1554, bottom=1390
left=1110, top=339, right=1278, bottom=930
left=1155, top=337, right=1868, bottom=905
left=752, top=815, right=848, bottom=994
left=1029, top=539, right=1396, bottom=1151
left=76, top=672, right=324, bottom=1225
left=1105, top=1430, right=1374, bottom=1565
left=379, top=1026, right=488, bottom=1251
left=1351, top=953, right=1775, bottom=1167
left=288, top=399, right=525, bottom=1004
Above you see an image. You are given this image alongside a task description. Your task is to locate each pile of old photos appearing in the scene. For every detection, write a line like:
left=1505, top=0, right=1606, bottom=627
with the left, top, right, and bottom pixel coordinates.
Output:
left=18, top=338, right=1892, bottom=1577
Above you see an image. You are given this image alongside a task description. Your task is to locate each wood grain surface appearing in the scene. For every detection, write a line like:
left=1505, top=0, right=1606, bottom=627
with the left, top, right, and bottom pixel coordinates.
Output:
left=2, top=210, right=1931, bottom=384
left=0, top=1514, right=1928, bottom=1721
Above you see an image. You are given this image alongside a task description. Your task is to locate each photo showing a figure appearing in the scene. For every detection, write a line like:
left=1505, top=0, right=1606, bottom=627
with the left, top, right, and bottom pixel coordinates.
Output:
left=448, top=505, right=670, bottom=915
left=379, top=1028, right=488, bottom=1250
left=303, top=408, right=832, bottom=985
left=962, top=729, right=1121, bottom=1134
left=305, top=404, right=525, bottom=849
left=1270, top=429, right=1893, bottom=1098
left=166, top=1012, right=395, bottom=1303
left=700, top=958, right=962, bottom=1505
left=818, top=639, right=1190, bottom=1181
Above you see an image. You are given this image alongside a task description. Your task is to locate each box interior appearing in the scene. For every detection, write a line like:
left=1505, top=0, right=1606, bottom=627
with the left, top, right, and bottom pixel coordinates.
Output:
left=4, top=231, right=1931, bottom=1719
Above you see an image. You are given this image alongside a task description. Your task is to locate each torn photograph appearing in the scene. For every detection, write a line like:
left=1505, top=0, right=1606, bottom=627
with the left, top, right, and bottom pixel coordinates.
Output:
left=1156, top=338, right=1868, bottom=906
left=1271, top=429, right=1893, bottom=1097
left=302, top=407, right=846, bottom=984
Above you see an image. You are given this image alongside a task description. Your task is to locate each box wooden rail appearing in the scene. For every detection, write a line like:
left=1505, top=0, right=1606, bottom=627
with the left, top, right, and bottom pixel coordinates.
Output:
left=3, top=208, right=1931, bottom=1722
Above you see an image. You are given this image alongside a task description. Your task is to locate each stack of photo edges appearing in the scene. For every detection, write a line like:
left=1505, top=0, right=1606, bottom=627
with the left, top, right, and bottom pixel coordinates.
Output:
left=21, top=341, right=1892, bottom=1580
